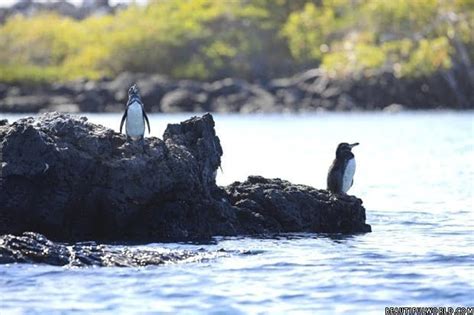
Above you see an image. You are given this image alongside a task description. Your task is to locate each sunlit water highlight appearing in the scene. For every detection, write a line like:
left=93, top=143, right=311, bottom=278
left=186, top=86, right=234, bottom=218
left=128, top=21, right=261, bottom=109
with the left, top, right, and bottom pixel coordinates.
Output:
left=0, top=111, right=473, bottom=314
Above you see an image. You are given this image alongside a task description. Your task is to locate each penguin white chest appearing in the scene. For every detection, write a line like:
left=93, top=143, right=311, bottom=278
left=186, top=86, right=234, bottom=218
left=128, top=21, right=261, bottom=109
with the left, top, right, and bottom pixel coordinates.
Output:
left=342, top=158, right=356, bottom=193
left=126, top=102, right=145, bottom=139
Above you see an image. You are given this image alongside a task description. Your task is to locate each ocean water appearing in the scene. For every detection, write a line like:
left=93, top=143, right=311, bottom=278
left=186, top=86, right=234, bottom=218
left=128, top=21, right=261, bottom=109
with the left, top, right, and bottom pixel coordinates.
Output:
left=0, top=111, right=473, bottom=314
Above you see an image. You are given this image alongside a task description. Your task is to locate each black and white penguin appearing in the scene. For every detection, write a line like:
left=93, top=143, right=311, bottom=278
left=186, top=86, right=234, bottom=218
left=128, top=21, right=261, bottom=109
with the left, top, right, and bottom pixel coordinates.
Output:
left=327, top=142, right=359, bottom=194
left=119, top=84, right=151, bottom=141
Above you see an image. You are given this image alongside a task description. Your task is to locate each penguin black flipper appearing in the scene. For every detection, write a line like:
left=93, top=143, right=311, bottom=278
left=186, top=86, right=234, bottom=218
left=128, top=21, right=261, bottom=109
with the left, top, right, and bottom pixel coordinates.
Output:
left=327, top=161, right=343, bottom=193
left=143, top=110, right=151, bottom=134
left=119, top=111, right=127, bottom=134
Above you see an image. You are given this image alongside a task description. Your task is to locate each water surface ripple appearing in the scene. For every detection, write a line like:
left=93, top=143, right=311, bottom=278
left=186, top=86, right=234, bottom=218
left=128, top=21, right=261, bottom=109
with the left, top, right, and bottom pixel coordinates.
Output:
left=0, top=111, right=473, bottom=314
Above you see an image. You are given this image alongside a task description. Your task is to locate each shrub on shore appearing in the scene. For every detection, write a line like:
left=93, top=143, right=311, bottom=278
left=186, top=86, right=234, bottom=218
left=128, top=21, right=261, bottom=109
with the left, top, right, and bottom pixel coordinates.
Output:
left=0, top=0, right=472, bottom=84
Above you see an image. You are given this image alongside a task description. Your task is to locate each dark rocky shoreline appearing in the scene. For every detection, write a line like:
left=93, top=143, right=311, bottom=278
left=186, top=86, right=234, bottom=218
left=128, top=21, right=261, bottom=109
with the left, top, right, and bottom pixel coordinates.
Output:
left=0, top=231, right=229, bottom=267
left=0, top=112, right=370, bottom=265
left=1, top=67, right=472, bottom=114
left=0, top=112, right=370, bottom=239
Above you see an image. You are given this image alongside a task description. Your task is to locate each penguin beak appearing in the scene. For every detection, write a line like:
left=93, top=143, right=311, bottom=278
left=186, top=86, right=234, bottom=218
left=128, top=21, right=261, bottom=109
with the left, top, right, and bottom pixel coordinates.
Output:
left=349, top=143, right=359, bottom=148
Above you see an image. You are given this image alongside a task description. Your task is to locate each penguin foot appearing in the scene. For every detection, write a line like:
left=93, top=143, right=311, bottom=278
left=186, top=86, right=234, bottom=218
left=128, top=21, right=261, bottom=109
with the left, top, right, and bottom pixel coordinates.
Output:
left=139, top=137, right=146, bottom=152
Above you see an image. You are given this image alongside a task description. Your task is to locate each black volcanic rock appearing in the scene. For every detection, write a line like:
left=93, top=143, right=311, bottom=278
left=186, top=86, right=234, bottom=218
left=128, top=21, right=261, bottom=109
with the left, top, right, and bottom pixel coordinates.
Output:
left=161, top=88, right=208, bottom=112
left=2, top=66, right=472, bottom=113
left=0, top=232, right=225, bottom=267
left=0, top=112, right=223, bottom=241
left=226, top=176, right=371, bottom=234
left=0, top=112, right=370, bottom=245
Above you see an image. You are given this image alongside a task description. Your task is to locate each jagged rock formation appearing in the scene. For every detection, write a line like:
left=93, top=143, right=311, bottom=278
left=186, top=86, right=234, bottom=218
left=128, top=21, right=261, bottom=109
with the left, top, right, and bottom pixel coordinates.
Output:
left=0, top=112, right=370, bottom=245
left=0, top=232, right=226, bottom=267
left=0, top=112, right=224, bottom=241
left=225, top=176, right=371, bottom=234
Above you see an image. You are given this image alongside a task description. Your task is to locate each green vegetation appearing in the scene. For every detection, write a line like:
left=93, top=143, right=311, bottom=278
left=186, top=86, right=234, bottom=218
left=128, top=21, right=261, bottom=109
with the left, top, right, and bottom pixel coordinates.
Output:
left=0, top=0, right=472, bottom=83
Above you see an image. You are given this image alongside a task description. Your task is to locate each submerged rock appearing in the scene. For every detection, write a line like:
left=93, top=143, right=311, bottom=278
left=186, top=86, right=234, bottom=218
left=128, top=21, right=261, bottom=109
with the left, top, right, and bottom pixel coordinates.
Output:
left=0, top=112, right=370, bottom=245
left=0, top=232, right=222, bottom=267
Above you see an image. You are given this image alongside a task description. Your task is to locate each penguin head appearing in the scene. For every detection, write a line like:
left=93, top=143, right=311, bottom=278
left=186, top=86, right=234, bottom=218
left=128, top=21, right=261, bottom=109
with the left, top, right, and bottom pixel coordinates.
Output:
left=128, top=84, right=140, bottom=97
left=336, top=142, right=359, bottom=159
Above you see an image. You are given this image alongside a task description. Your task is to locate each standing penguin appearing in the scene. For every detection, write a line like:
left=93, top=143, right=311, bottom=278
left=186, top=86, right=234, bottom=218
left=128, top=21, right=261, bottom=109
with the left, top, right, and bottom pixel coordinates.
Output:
left=327, top=142, right=359, bottom=194
left=120, top=84, right=151, bottom=141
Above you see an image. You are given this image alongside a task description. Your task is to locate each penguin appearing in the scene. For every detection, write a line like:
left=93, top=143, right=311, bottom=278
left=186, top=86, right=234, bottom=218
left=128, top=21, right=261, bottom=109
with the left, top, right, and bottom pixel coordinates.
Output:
left=119, top=84, right=151, bottom=141
left=327, top=142, right=359, bottom=194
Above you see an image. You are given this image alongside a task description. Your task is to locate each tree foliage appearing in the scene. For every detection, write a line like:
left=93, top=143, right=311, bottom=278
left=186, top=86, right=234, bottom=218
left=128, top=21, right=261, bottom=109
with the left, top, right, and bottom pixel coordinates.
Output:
left=0, top=0, right=472, bottom=83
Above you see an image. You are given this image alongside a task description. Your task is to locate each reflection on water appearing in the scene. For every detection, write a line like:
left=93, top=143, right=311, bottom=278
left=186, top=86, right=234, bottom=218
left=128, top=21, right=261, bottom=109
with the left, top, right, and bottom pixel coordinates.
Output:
left=0, top=111, right=473, bottom=313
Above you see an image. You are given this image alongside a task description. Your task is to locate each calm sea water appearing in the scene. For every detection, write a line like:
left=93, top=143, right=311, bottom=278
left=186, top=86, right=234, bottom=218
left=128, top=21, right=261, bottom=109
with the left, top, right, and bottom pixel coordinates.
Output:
left=0, top=111, right=473, bottom=314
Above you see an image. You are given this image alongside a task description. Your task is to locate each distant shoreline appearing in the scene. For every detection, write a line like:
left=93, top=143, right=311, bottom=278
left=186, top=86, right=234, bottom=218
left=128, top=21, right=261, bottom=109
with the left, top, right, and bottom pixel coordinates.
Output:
left=1, top=69, right=472, bottom=114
